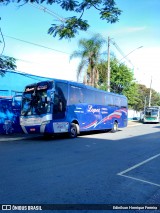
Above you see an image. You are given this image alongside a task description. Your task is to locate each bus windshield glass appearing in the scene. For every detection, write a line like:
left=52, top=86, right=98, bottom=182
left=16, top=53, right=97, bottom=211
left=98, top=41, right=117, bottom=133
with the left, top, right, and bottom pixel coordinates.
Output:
left=145, top=109, right=158, bottom=117
left=21, top=82, right=52, bottom=116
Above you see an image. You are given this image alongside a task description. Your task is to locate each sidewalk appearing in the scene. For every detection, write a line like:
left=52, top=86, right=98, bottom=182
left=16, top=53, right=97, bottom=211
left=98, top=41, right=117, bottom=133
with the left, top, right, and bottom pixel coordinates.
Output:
left=128, top=120, right=142, bottom=127
left=0, top=133, right=40, bottom=142
left=0, top=121, right=142, bottom=142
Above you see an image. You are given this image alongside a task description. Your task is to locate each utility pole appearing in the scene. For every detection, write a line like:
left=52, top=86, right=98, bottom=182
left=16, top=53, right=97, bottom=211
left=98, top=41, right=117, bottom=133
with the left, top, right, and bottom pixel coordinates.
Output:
left=149, top=76, right=152, bottom=107
left=144, top=96, right=147, bottom=112
left=107, top=36, right=110, bottom=92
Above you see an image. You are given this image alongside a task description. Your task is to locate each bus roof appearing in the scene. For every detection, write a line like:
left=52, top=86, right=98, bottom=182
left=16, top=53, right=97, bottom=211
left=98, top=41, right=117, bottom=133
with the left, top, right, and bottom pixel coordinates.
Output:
left=145, top=106, right=160, bottom=109
left=24, top=78, right=127, bottom=99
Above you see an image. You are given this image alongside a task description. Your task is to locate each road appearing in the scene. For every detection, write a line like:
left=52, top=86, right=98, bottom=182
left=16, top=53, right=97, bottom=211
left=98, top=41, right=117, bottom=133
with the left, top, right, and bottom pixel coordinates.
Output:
left=0, top=123, right=160, bottom=212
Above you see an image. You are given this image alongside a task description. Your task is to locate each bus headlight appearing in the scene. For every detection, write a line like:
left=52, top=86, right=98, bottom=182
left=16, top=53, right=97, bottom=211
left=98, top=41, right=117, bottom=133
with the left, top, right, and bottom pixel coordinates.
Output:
left=41, top=121, right=50, bottom=125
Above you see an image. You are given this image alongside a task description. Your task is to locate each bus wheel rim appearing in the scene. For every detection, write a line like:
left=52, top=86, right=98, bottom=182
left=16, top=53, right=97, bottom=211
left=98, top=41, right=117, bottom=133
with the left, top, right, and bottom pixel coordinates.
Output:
left=71, top=126, right=76, bottom=137
left=114, top=122, right=117, bottom=131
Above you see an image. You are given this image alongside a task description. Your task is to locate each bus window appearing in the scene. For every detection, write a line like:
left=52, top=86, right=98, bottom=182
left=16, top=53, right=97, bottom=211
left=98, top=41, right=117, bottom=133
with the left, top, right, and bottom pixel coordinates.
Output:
left=106, top=94, right=113, bottom=106
left=102, top=93, right=106, bottom=105
left=114, top=96, right=121, bottom=107
left=121, top=97, right=127, bottom=108
left=84, top=89, right=96, bottom=105
left=69, top=86, right=84, bottom=104
left=95, top=92, right=105, bottom=105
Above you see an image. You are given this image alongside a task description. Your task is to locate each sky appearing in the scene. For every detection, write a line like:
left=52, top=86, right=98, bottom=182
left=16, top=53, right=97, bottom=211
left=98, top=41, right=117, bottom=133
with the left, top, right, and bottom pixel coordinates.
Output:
left=0, top=0, right=160, bottom=93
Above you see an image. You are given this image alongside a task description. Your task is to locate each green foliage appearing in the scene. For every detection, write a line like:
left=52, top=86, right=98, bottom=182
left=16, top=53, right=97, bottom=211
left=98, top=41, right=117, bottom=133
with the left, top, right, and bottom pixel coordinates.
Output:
left=100, top=0, right=121, bottom=23
left=0, top=56, right=17, bottom=76
left=123, top=82, right=139, bottom=109
left=97, top=57, right=139, bottom=108
left=151, top=90, right=160, bottom=106
left=1, top=0, right=122, bottom=39
left=134, top=84, right=160, bottom=111
left=48, top=17, right=89, bottom=39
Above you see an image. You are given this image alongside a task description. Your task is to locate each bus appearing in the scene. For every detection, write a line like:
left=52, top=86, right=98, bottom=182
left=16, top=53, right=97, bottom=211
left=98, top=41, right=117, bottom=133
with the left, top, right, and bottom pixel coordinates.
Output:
left=0, top=93, right=23, bottom=134
left=143, top=106, right=160, bottom=123
left=20, top=79, right=128, bottom=138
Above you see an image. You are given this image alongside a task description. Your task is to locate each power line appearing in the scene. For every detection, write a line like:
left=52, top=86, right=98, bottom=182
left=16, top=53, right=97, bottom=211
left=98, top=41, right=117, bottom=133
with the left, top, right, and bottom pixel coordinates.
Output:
left=29, top=3, right=66, bottom=23
left=4, top=35, right=70, bottom=55
left=111, top=40, right=134, bottom=67
left=0, top=17, right=6, bottom=55
left=2, top=54, right=37, bottom=64
left=4, top=33, right=135, bottom=70
left=0, top=28, right=5, bottom=56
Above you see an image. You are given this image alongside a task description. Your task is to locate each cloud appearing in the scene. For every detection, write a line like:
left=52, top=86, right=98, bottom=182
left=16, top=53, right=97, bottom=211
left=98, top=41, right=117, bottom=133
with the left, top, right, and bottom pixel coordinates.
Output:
left=15, top=52, right=79, bottom=82
left=121, top=26, right=147, bottom=33
left=102, top=26, right=147, bottom=37
left=128, top=47, right=160, bottom=92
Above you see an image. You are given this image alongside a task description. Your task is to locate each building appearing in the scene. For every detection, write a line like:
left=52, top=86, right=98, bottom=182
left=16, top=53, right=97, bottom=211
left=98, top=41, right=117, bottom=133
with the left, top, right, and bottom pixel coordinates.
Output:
left=0, top=70, right=52, bottom=134
left=0, top=70, right=52, bottom=97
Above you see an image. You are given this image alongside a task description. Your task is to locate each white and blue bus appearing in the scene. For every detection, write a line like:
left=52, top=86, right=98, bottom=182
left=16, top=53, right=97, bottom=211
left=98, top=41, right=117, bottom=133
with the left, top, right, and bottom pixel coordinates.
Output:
left=143, top=106, right=160, bottom=123
left=20, top=79, right=128, bottom=138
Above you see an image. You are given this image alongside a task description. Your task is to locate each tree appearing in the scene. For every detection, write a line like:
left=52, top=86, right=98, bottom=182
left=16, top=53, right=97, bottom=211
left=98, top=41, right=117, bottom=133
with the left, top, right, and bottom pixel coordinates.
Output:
left=1, top=0, right=122, bottom=39
left=98, top=57, right=139, bottom=108
left=134, top=84, right=160, bottom=111
left=0, top=55, right=17, bottom=76
left=70, top=34, right=105, bottom=87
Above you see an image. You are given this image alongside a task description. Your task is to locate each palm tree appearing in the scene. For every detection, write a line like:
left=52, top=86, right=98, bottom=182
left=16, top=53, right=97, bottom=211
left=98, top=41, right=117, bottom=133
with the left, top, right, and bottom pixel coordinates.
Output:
left=70, top=34, right=105, bottom=87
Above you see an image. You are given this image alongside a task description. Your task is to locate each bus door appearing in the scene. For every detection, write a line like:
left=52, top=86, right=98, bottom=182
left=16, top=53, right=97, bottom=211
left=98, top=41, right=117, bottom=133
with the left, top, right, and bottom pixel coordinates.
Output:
left=53, top=82, right=68, bottom=120
left=68, top=85, right=87, bottom=128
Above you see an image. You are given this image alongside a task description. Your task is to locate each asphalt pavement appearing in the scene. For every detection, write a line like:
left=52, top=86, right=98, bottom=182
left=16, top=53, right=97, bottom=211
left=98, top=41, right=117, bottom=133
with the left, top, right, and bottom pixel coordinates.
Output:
left=0, top=122, right=160, bottom=211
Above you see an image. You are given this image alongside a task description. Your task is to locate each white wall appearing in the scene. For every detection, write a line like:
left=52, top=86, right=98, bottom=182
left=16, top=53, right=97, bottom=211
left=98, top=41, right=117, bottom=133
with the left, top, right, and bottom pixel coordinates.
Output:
left=128, top=109, right=141, bottom=120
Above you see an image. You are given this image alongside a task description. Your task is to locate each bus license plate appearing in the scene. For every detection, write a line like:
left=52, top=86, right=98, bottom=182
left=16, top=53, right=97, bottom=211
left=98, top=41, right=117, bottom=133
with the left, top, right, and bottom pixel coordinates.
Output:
left=53, top=123, right=68, bottom=133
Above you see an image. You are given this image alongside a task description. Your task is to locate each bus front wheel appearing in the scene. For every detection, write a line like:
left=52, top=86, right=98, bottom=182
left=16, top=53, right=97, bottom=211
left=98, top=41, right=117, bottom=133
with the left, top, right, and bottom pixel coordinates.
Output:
left=69, top=123, right=78, bottom=138
left=111, top=121, right=118, bottom=133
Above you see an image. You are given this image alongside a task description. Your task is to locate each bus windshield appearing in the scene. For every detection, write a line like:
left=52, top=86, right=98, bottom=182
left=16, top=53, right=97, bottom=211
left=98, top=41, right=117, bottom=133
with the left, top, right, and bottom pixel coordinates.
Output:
left=145, top=109, right=158, bottom=117
left=21, top=87, right=51, bottom=116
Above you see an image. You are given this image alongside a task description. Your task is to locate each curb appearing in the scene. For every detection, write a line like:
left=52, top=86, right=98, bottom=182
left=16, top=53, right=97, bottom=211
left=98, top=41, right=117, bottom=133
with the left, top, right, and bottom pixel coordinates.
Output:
left=0, top=134, right=40, bottom=142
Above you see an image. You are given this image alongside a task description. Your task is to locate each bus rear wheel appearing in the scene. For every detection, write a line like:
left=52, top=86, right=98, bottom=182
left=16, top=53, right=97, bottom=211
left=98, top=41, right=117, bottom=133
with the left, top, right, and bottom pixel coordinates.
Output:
left=69, top=123, right=78, bottom=138
left=111, top=121, right=118, bottom=133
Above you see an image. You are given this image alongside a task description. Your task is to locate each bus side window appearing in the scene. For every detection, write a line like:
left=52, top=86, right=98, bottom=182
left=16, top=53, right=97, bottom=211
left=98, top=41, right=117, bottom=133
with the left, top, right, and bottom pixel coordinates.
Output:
left=121, top=97, right=127, bottom=108
left=102, top=93, right=106, bottom=105
left=95, top=92, right=105, bottom=105
left=106, top=94, right=113, bottom=106
left=69, top=86, right=84, bottom=104
left=114, top=96, right=120, bottom=107
left=85, top=89, right=96, bottom=104
left=69, top=86, right=77, bottom=104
